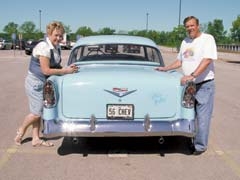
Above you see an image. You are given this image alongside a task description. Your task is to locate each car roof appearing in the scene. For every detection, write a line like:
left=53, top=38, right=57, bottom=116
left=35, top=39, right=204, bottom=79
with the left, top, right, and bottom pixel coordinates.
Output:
left=74, top=35, right=158, bottom=48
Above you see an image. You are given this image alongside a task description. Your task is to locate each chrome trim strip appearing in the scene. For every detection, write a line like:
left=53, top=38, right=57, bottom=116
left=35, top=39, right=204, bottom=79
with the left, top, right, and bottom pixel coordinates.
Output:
left=43, top=118, right=196, bottom=138
left=144, top=114, right=151, bottom=132
left=89, top=115, right=96, bottom=132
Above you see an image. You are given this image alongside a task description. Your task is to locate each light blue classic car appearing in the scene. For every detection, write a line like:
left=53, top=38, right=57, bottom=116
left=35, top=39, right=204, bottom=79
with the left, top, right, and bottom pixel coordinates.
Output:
left=42, top=35, right=196, bottom=143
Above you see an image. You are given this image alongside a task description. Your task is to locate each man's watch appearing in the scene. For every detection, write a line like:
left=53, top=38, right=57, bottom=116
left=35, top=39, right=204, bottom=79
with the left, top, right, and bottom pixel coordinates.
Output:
left=190, top=72, right=197, bottom=78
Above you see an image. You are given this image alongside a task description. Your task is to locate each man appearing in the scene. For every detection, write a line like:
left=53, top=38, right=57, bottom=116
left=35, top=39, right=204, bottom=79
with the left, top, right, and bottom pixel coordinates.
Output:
left=155, top=16, right=217, bottom=155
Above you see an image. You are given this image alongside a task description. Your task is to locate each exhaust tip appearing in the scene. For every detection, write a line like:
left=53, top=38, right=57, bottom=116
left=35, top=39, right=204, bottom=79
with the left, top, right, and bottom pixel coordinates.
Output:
left=72, top=137, right=79, bottom=144
left=158, top=136, right=165, bottom=144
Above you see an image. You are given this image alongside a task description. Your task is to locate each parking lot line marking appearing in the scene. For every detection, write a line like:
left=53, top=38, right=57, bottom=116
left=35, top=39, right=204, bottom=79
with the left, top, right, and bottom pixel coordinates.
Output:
left=108, top=153, right=128, bottom=158
left=0, top=145, right=19, bottom=170
left=16, top=148, right=56, bottom=155
left=220, top=152, right=240, bottom=178
left=0, top=130, right=36, bottom=170
left=210, top=136, right=240, bottom=178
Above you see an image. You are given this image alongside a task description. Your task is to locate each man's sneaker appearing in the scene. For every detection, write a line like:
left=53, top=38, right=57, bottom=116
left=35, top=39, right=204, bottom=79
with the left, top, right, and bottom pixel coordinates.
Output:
left=189, top=144, right=205, bottom=155
left=192, top=150, right=205, bottom=155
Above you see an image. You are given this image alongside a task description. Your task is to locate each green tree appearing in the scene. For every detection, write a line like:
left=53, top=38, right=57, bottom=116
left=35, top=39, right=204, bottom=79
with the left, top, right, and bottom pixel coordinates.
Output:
left=19, top=21, right=36, bottom=34
left=98, top=27, right=115, bottom=35
left=128, top=30, right=147, bottom=37
left=157, top=31, right=170, bottom=45
left=75, top=26, right=94, bottom=37
left=230, top=15, right=240, bottom=43
left=146, top=30, right=161, bottom=44
left=3, top=22, right=18, bottom=36
left=170, top=25, right=186, bottom=49
left=128, top=30, right=139, bottom=36
left=18, top=21, right=38, bottom=40
left=206, top=19, right=226, bottom=44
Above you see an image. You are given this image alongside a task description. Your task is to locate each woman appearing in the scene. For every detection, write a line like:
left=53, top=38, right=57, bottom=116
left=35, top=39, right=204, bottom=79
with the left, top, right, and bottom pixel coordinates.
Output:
left=14, top=21, right=78, bottom=147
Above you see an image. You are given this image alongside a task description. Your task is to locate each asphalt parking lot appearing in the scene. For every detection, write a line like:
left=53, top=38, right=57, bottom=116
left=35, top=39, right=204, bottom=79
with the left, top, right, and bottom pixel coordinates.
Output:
left=0, top=49, right=239, bottom=180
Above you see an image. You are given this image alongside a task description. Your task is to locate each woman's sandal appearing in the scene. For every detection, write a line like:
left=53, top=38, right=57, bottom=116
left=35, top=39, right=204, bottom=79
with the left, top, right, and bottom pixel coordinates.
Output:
left=32, top=140, right=54, bottom=147
left=14, top=130, right=23, bottom=146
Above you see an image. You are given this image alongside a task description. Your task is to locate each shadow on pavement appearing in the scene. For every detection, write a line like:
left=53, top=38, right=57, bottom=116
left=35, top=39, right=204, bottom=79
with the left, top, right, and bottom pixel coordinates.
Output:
left=226, top=60, right=240, bottom=64
left=57, top=136, right=193, bottom=156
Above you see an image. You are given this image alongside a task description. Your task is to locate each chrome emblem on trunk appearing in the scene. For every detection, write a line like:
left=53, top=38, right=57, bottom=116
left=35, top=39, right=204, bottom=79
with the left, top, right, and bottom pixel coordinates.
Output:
left=104, top=88, right=137, bottom=98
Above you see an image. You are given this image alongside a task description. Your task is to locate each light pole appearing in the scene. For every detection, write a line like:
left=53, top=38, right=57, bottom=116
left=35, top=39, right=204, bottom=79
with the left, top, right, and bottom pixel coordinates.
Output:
left=178, top=0, right=182, bottom=26
left=146, top=12, right=149, bottom=31
left=39, top=10, right=42, bottom=33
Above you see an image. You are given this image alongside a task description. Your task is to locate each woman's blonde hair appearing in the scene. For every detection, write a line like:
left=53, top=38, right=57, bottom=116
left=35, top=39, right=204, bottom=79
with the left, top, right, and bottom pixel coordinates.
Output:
left=46, top=21, right=65, bottom=35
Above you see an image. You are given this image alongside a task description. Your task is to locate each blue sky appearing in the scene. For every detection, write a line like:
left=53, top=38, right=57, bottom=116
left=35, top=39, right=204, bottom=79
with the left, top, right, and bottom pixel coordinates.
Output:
left=1, top=0, right=240, bottom=34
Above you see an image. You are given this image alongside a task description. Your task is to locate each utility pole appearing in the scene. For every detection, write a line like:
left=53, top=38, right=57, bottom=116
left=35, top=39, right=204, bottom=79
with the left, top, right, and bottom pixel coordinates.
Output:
left=39, top=10, right=42, bottom=33
left=178, top=0, right=182, bottom=26
left=146, top=12, right=149, bottom=31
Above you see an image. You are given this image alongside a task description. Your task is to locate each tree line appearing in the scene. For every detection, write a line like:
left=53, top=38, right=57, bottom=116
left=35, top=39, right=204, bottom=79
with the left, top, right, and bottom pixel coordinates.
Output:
left=1, top=15, right=240, bottom=48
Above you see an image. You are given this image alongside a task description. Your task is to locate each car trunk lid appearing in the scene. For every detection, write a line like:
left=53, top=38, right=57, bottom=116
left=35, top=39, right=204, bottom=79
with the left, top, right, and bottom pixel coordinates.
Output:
left=61, top=64, right=181, bottom=120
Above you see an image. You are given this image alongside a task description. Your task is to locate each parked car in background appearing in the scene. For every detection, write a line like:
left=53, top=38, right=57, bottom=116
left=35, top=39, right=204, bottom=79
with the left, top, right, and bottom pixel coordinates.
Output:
left=42, top=35, right=196, bottom=147
left=60, top=33, right=71, bottom=49
left=12, top=40, right=26, bottom=50
left=25, top=40, right=42, bottom=55
left=0, top=39, right=13, bottom=50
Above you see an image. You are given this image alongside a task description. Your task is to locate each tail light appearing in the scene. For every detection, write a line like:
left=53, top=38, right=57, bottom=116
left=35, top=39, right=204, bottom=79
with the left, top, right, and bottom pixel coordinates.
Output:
left=182, top=81, right=196, bottom=108
left=43, top=81, right=56, bottom=108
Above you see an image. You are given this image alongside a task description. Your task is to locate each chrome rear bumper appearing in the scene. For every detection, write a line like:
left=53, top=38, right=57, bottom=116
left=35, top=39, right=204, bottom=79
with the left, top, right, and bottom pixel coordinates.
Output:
left=42, top=117, right=196, bottom=138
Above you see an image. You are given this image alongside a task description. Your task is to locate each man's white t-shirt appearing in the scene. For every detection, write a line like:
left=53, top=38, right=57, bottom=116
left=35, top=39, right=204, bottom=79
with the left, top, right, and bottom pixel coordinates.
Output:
left=177, top=33, right=217, bottom=83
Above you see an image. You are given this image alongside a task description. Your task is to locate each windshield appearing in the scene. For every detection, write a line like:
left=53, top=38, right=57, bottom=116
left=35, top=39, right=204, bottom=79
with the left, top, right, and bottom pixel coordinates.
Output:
left=68, top=44, right=163, bottom=65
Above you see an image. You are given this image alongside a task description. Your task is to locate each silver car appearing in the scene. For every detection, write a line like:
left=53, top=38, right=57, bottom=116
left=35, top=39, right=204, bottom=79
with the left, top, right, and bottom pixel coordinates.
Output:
left=0, top=39, right=13, bottom=50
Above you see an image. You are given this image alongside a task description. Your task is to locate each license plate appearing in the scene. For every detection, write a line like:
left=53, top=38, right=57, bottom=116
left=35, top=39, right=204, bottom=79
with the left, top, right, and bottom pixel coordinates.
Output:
left=107, top=104, right=134, bottom=120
